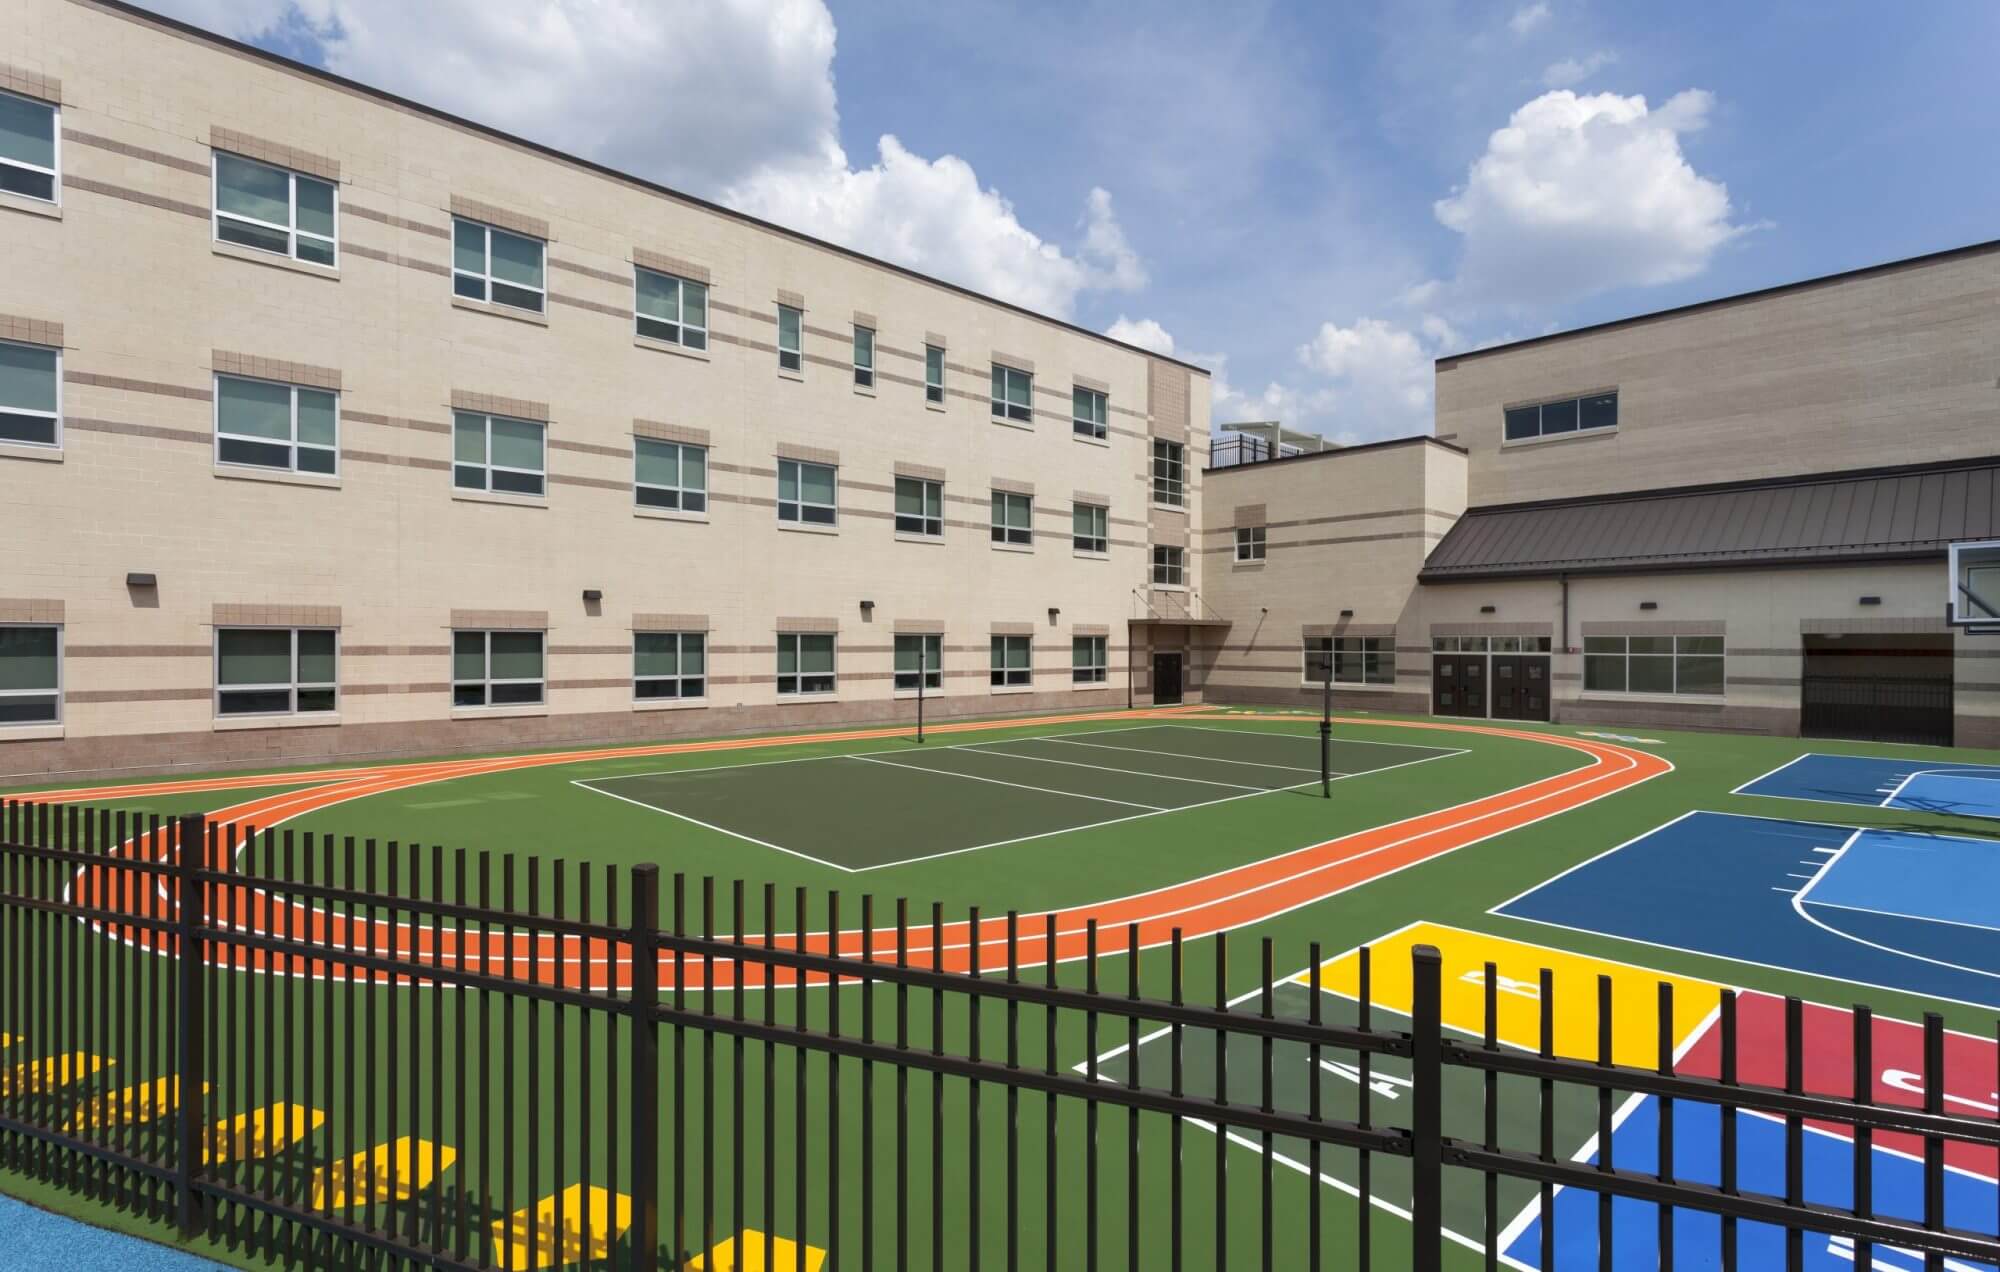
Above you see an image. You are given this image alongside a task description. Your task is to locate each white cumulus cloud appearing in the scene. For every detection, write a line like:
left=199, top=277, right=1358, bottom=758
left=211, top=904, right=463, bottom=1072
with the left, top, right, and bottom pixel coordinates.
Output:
left=1433, top=89, right=1752, bottom=305
left=1296, top=316, right=1448, bottom=436
left=1103, top=316, right=1178, bottom=356
left=148, top=0, right=1144, bottom=319
left=1508, top=3, right=1552, bottom=36
left=1541, top=50, right=1618, bottom=88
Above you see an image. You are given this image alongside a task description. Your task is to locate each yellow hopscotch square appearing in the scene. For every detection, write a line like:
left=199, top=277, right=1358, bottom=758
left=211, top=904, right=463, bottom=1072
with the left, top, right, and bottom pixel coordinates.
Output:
left=1, top=1052, right=110, bottom=1098
left=207, top=1103, right=325, bottom=1165
left=1, top=1032, right=15, bottom=1050
left=69, top=1078, right=210, bottom=1131
left=312, top=1135, right=455, bottom=1209
left=1298, top=921, right=1722, bottom=1068
left=690, top=1231, right=828, bottom=1272
left=488, top=1184, right=633, bottom=1270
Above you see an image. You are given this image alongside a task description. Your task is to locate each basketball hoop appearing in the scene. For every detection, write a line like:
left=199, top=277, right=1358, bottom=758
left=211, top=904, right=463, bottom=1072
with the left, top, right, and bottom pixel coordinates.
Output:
left=1947, top=539, right=2000, bottom=634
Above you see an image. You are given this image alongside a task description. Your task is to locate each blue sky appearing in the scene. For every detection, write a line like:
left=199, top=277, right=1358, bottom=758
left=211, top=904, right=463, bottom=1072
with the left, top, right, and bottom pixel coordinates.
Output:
left=153, top=0, right=2000, bottom=442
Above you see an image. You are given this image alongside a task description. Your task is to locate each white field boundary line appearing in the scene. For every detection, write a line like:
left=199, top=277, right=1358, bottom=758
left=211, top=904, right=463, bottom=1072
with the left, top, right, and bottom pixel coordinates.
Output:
left=83, top=734, right=1652, bottom=984
left=574, top=779, right=863, bottom=875
left=68, top=728, right=1663, bottom=986
left=1043, top=736, right=1327, bottom=775
left=843, top=753, right=1168, bottom=811
left=1727, top=752, right=1822, bottom=798
left=1880, top=766, right=2000, bottom=810
left=950, top=739, right=1277, bottom=791
left=1790, top=831, right=2000, bottom=985
left=1161, top=722, right=1473, bottom=754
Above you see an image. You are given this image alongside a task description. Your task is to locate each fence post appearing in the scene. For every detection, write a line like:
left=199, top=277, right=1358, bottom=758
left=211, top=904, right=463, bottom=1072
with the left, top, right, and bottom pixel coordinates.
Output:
left=628, top=864, right=661, bottom=1272
left=172, top=813, right=208, bottom=1238
left=1410, top=944, right=1444, bottom=1272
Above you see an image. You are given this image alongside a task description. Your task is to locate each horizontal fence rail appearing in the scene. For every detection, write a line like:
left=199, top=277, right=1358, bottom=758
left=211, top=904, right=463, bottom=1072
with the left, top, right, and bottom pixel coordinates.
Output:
left=3, top=801, right=1999, bottom=1269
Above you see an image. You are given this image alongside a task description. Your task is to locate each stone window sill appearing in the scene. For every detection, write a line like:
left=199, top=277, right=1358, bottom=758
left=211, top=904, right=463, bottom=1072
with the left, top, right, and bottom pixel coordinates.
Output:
left=213, top=239, right=340, bottom=280
left=990, top=415, right=1035, bottom=433
left=0, top=723, right=64, bottom=742
left=452, top=705, right=549, bottom=721
left=634, top=334, right=710, bottom=362
left=216, top=464, right=341, bottom=490
left=0, top=441, right=63, bottom=463
left=214, top=713, right=341, bottom=732
left=0, top=190, right=62, bottom=220
left=778, top=520, right=839, bottom=536
left=453, top=489, right=549, bottom=510
left=990, top=684, right=1035, bottom=696
left=1501, top=426, right=1618, bottom=451
left=1073, top=433, right=1110, bottom=448
left=635, top=506, right=708, bottom=524
left=452, top=295, right=550, bottom=327
left=895, top=532, right=946, bottom=546
left=1576, top=689, right=1722, bottom=706
left=634, top=697, right=708, bottom=712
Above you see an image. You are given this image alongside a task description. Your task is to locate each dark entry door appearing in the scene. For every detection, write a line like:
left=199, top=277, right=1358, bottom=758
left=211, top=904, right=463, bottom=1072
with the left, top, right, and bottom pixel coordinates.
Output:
left=1801, top=640, right=1952, bottom=746
left=1491, top=656, right=1551, bottom=721
left=1431, top=654, right=1485, bottom=718
left=1152, top=653, right=1183, bottom=706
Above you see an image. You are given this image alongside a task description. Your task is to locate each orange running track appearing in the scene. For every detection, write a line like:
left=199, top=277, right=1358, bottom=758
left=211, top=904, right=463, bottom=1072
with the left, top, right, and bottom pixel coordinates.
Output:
left=34, top=709, right=1669, bottom=991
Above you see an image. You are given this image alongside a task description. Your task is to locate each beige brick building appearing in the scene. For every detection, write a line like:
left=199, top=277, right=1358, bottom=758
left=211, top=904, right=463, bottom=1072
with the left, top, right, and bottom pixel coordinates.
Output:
left=0, top=0, right=1211, bottom=781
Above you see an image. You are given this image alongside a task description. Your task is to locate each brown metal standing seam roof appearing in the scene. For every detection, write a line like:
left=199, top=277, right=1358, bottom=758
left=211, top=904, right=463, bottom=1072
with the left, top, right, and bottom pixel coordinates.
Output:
left=1420, top=457, right=2000, bottom=581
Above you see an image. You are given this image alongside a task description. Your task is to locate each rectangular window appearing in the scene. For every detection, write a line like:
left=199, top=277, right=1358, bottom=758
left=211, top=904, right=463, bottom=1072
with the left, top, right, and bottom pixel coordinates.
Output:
left=215, top=627, right=336, bottom=716
left=1072, top=503, right=1108, bottom=554
left=778, top=458, right=838, bottom=525
left=991, top=491, right=1033, bottom=546
left=894, top=634, right=942, bottom=691
left=215, top=374, right=338, bottom=475
left=1505, top=392, right=1618, bottom=441
left=990, top=635, right=1031, bottom=687
left=0, top=625, right=60, bottom=725
left=853, top=325, right=875, bottom=388
left=634, top=267, right=708, bottom=350
left=1304, top=638, right=1334, bottom=685
left=1336, top=637, right=1394, bottom=685
left=1583, top=634, right=1722, bottom=696
left=635, top=632, right=705, bottom=701
left=991, top=364, right=1032, bottom=422
left=452, top=217, right=545, bottom=313
left=1072, top=387, right=1107, bottom=440
left=777, top=633, right=835, bottom=695
left=634, top=437, right=707, bottom=512
left=454, top=411, right=546, bottom=496
left=1152, top=440, right=1186, bottom=506
left=1152, top=546, right=1185, bottom=586
left=895, top=476, right=943, bottom=537
left=1072, top=636, right=1107, bottom=685
left=0, top=339, right=60, bottom=448
left=213, top=152, right=336, bottom=267
left=0, top=89, right=58, bottom=203
left=453, top=629, right=545, bottom=707
left=777, top=305, right=803, bottom=372
left=925, top=345, right=945, bottom=404
left=1235, top=526, right=1267, bottom=561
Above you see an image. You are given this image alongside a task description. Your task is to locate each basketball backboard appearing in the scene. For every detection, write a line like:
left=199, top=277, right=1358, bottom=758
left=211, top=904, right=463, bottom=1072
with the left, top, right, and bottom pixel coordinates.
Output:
left=1948, top=538, right=2000, bottom=633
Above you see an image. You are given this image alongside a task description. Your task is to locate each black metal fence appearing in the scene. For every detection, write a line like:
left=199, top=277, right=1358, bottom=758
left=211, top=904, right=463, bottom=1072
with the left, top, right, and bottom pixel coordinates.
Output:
left=4, top=800, right=2000, bottom=1270
left=1801, top=673, right=1954, bottom=747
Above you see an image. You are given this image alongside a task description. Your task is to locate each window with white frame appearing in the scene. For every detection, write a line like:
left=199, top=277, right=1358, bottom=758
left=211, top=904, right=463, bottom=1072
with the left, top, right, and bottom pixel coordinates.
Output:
left=635, top=437, right=707, bottom=512
left=453, top=630, right=545, bottom=707
left=454, top=411, right=545, bottom=496
left=0, top=625, right=60, bottom=725
left=991, top=364, right=1032, bottom=422
left=452, top=218, right=545, bottom=313
left=777, top=633, right=835, bottom=695
left=1152, top=440, right=1186, bottom=506
left=895, top=477, right=942, bottom=537
left=894, top=634, right=942, bottom=691
left=635, top=632, right=705, bottom=701
left=1152, top=545, right=1185, bottom=586
left=991, top=491, right=1033, bottom=546
left=1235, top=526, right=1267, bottom=561
left=778, top=459, right=837, bottom=525
left=1073, top=503, right=1108, bottom=554
left=853, top=325, right=875, bottom=388
left=1583, top=634, right=1723, bottom=695
left=777, top=305, right=803, bottom=372
left=212, top=152, right=335, bottom=267
left=0, top=340, right=60, bottom=448
left=0, top=89, right=59, bottom=203
left=1304, top=636, right=1394, bottom=685
left=215, top=374, right=337, bottom=475
left=925, top=346, right=945, bottom=404
left=1072, top=636, right=1107, bottom=684
left=990, top=635, right=1031, bottom=687
left=215, top=627, right=336, bottom=716
left=1504, top=392, right=1617, bottom=441
left=634, top=267, right=708, bottom=350
left=1072, top=387, right=1107, bottom=440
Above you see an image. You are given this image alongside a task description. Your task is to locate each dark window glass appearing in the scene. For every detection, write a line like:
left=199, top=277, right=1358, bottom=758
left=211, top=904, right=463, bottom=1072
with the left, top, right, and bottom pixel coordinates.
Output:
left=1504, top=407, right=1540, bottom=440
left=1539, top=398, right=1579, bottom=434
left=1579, top=393, right=1618, bottom=431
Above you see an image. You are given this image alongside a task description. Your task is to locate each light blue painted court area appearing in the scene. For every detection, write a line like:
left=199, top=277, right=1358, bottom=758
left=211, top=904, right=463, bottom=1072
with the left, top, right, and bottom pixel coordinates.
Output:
left=1501, top=1096, right=1999, bottom=1269
left=0, top=1193, right=227, bottom=1271
left=1494, top=811, right=2000, bottom=1010
left=1737, top=752, right=2000, bottom=820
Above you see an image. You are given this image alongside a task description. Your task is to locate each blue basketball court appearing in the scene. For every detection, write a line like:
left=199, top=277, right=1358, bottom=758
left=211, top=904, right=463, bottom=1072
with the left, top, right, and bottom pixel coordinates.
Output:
left=1493, top=811, right=2000, bottom=1010
left=1737, top=753, right=2000, bottom=821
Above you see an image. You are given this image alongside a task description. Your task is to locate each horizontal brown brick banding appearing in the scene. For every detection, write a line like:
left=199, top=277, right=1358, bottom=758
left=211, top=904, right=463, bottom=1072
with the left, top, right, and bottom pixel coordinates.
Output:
left=449, top=195, right=549, bottom=241
left=340, top=204, right=449, bottom=238
left=549, top=678, right=629, bottom=691
left=64, top=129, right=207, bottom=175
left=633, top=614, right=709, bottom=632
left=64, top=175, right=207, bottom=220
left=990, top=477, right=1034, bottom=496
left=630, top=248, right=709, bottom=284
left=633, top=419, right=710, bottom=446
left=450, top=390, right=549, bottom=422
left=990, top=622, right=1035, bottom=636
left=67, top=688, right=209, bottom=704
left=551, top=293, right=629, bottom=319
left=894, top=461, right=947, bottom=482
left=775, top=617, right=840, bottom=633
left=893, top=619, right=945, bottom=634
left=775, top=442, right=839, bottom=465
left=0, top=63, right=60, bottom=104
left=550, top=257, right=629, bottom=287
left=1073, top=374, right=1110, bottom=394
left=213, top=604, right=342, bottom=626
left=1071, top=624, right=1110, bottom=637
left=0, top=314, right=63, bottom=347
left=211, top=125, right=340, bottom=181
left=991, top=350, right=1034, bottom=373
left=67, top=417, right=208, bottom=447
left=0, top=599, right=64, bottom=623
left=549, top=473, right=629, bottom=492
left=342, top=244, right=450, bottom=275
left=65, top=644, right=208, bottom=657
left=212, top=350, right=341, bottom=390
left=450, top=609, right=547, bottom=629
left=342, top=682, right=449, bottom=696
left=548, top=438, right=630, bottom=459
left=342, top=410, right=450, bottom=436
left=340, top=645, right=450, bottom=657
left=342, top=450, right=450, bottom=471
left=851, top=310, right=877, bottom=329
left=775, top=288, right=805, bottom=309
left=64, top=370, right=209, bottom=401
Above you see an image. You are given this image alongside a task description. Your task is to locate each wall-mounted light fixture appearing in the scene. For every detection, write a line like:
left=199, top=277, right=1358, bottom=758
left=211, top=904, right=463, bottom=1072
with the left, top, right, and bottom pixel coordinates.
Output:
left=1339, top=609, right=1354, bottom=618
left=126, top=572, right=157, bottom=589
left=860, top=599, right=875, bottom=613
left=1859, top=595, right=1882, bottom=606
left=581, top=589, right=603, bottom=603
left=1479, top=604, right=1497, bottom=614
left=1048, top=606, right=1060, bottom=622
left=1639, top=600, right=1658, bottom=611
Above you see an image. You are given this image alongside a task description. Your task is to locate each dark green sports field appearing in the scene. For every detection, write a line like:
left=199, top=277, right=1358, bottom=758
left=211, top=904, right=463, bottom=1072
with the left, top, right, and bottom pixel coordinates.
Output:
left=5, top=705, right=2000, bottom=1269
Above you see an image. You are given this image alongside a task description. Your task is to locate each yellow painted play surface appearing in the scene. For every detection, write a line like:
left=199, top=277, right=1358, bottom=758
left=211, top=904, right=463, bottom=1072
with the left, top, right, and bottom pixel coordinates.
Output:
left=68, top=1077, right=210, bottom=1131
left=1299, top=920, right=1723, bottom=1066
left=690, top=1230, right=828, bottom=1272
left=489, top=1184, right=633, bottom=1269
left=2, top=1052, right=109, bottom=1097
left=207, top=1103, right=326, bottom=1165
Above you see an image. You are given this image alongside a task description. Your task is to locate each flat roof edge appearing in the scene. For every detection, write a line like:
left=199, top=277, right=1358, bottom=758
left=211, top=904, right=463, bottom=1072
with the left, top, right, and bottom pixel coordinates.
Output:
left=1203, top=432, right=1466, bottom=475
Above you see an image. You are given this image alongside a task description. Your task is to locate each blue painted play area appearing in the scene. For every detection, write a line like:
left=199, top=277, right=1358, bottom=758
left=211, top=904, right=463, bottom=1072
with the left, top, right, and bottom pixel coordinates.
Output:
left=1493, top=811, right=2000, bottom=1011
left=1738, top=753, right=2000, bottom=820
left=1502, top=1098, right=1999, bottom=1269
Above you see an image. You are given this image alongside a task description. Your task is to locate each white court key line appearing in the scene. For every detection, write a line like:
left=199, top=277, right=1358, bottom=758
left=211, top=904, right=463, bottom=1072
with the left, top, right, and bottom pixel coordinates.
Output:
left=844, top=753, right=1169, bottom=811
left=1041, top=736, right=1332, bottom=777
left=953, top=740, right=1271, bottom=792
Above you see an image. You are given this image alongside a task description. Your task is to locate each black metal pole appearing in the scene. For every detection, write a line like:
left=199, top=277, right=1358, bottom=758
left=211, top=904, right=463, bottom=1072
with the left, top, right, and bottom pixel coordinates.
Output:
left=1320, top=658, right=1333, bottom=798
left=917, top=643, right=926, bottom=744
left=629, top=865, right=661, bottom=1272
left=1410, top=944, right=1444, bottom=1272
left=172, top=813, right=207, bottom=1238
